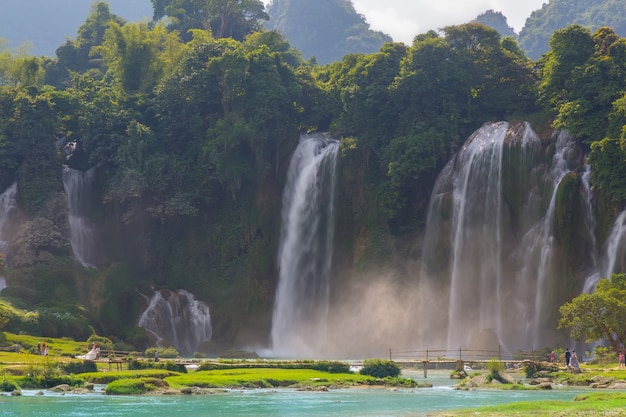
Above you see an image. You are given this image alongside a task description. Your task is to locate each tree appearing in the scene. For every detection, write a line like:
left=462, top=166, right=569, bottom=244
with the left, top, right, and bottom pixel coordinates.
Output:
left=151, top=0, right=268, bottom=41
left=97, top=22, right=184, bottom=94
left=47, top=2, right=126, bottom=87
left=559, top=273, right=626, bottom=353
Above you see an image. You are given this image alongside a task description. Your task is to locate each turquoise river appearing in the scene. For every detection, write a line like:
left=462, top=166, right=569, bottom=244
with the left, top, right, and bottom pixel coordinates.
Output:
left=0, top=371, right=591, bottom=416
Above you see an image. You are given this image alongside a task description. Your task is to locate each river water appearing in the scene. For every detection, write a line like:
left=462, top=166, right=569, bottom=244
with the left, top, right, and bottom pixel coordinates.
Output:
left=0, top=371, right=589, bottom=416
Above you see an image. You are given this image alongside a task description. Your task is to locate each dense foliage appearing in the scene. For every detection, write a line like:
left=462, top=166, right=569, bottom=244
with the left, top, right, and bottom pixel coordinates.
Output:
left=519, top=0, right=626, bottom=59
left=0, top=0, right=623, bottom=352
left=559, top=274, right=626, bottom=352
left=359, top=359, right=401, bottom=378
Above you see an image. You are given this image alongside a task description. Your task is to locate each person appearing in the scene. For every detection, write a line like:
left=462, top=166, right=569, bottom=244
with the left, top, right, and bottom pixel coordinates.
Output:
left=619, top=350, right=625, bottom=369
left=565, top=348, right=571, bottom=368
left=41, top=342, right=48, bottom=356
left=85, top=343, right=100, bottom=360
left=550, top=350, right=555, bottom=363
left=154, top=350, right=159, bottom=362
left=37, top=342, right=41, bottom=355
left=570, top=350, right=581, bottom=372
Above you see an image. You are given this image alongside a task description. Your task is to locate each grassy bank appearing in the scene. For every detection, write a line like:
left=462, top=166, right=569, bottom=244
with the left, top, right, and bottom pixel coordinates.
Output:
left=430, top=392, right=626, bottom=416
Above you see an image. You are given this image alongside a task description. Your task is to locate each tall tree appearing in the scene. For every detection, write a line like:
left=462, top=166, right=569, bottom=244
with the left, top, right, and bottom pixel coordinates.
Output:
left=559, top=273, right=626, bottom=353
left=48, top=2, right=126, bottom=87
left=97, top=22, right=184, bottom=94
left=151, top=0, right=268, bottom=41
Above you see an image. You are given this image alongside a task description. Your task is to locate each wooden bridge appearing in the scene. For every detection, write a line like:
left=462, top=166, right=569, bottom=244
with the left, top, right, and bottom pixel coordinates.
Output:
left=382, top=347, right=543, bottom=377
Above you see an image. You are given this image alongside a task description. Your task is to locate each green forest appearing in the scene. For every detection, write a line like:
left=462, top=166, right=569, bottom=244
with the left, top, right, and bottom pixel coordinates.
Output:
left=0, top=0, right=625, bottom=353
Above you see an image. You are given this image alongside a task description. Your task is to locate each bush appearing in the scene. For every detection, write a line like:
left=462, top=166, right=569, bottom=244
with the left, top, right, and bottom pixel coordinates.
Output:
left=310, top=361, right=351, bottom=374
left=0, top=377, right=20, bottom=392
left=145, top=347, right=179, bottom=359
left=127, top=359, right=187, bottom=373
left=522, top=361, right=558, bottom=378
left=105, top=378, right=166, bottom=395
left=589, top=346, right=617, bottom=365
left=487, top=359, right=504, bottom=377
left=63, top=360, right=97, bottom=374
left=360, top=359, right=401, bottom=378
left=86, top=335, right=114, bottom=351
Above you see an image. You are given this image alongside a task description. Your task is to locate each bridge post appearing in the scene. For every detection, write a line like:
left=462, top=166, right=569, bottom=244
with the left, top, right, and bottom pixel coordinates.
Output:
left=423, top=360, right=428, bottom=378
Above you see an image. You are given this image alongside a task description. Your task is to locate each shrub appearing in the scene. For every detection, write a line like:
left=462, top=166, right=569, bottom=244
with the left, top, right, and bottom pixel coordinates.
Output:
left=360, top=359, right=401, bottom=378
left=128, top=359, right=187, bottom=373
left=86, top=335, right=114, bottom=351
left=63, top=360, right=97, bottom=374
left=522, top=361, right=558, bottom=378
left=310, top=361, right=351, bottom=374
left=105, top=378, right=165, bottom=395
left=145, top=347, right=179, bottom=359
left=589, top=346, right=617, bottom=365
left=487, top=359, right=504, bottom=377
left=0, top=377, right=20, bottom=392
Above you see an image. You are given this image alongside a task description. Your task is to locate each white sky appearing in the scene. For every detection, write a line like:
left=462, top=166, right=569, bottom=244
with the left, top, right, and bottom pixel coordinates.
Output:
left=263, top=0, right=548, bottom=44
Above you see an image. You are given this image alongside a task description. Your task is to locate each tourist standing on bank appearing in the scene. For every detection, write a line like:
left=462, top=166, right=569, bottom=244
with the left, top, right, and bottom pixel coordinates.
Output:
left=565, top=348, right=571, bottom=368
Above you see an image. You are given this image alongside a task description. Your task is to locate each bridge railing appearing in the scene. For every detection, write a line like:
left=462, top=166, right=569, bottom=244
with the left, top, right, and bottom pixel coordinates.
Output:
left=388, top=347, right=544, bottom=362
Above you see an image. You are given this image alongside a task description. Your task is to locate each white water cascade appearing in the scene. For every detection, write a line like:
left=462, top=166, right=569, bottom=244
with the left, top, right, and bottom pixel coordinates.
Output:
left=271, top=133, right=339, bottom=357
left=137, top=289, right=212, bottom=356
left=526, top=131, right=579, bottom=348
left=583, top=210, right=626, bottom=292
left=63, top=166, right=98, bottom=267
left=0, top=183, right=18, bottom=253
left=421, top=122, right=589, bottom=351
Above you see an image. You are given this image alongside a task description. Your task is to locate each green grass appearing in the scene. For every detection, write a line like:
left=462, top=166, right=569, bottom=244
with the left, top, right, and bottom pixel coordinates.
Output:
left=105, top=378, right=168, bottom=395
left=3, top=333, right=87, bottom=357
left=165, top=368, right=374, bottom=389
left=80, top=369, right=182, bottom=384
left=433, top=392, right=626, bottom=416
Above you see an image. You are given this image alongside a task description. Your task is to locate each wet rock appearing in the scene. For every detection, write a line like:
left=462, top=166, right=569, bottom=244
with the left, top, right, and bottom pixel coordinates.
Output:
left=50, top=384, right=71, bottom=392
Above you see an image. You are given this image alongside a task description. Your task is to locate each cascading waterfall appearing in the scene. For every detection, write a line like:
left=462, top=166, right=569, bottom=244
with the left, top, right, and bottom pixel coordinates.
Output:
left=0, top=183, right=17, bottom=290
left=445, top=122, right=509, bottom=348
left=137, top=289, right=212, bottom=356
left=271, top=133, right=339, bottom=357
left=580, top=165, right=598, bottom=281
left=584, top=210, right=626, bottom=292
left=527, top=131, right=578, bottom=347
left=0, top=182, right=18, bottom=253
left=421, top=122, right=591, bottom=351
left=63, top=166, right=98, bottom=267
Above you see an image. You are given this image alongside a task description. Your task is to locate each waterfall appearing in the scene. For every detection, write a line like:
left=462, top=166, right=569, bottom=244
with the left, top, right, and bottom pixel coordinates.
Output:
left=271, top=133, right=339, bottom=357
left=137, top=289, right=212, bottom=356
left=584, top=210, right=626, bottom=292
left=0, top=183, right=18, bottom=254
left=421, top=122, right=590, bottom=351
left=528, top=131, right=578, bottom=347
left=602, top=210, right=626, bottom=277
left=63, top=166, right=98, bottom=267
left=445, top=122, right=508, bottom=348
